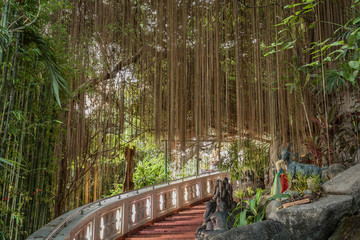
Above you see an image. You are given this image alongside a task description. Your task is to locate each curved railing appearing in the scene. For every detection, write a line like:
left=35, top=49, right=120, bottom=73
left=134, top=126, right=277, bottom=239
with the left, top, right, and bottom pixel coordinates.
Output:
left=27, top=171, right=230, bottom=240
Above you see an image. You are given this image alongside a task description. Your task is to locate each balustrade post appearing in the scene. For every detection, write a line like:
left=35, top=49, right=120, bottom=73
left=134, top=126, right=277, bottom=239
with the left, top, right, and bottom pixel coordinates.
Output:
left=150, top=193, right=153, bottom=222
left=94, top=212, right=100, bottom=240
left=122, top=201, right=129, bottom=234
left=176, top=185, right=180, bottom=210
left=179, top=184, right=185, bottom=209
left=199, top=178, right=204, bottom=200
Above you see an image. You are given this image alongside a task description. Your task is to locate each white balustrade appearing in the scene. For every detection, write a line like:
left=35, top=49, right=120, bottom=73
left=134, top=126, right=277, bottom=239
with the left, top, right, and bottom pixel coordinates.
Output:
left=73, top=221, right=93, bottom=240
left=27, top=171, right=230, bottom=240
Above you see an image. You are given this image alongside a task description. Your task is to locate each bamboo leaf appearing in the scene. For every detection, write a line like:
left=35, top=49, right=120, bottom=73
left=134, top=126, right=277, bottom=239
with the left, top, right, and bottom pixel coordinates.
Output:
left=51, top=70, right=61, bottom=107
left=284, top=3, right=303, bottom=9
left=0, top=157, right=25, bottom=167
left=349, top=61, right=360, bottom=70
left=330, top=40, right=344, bottom=46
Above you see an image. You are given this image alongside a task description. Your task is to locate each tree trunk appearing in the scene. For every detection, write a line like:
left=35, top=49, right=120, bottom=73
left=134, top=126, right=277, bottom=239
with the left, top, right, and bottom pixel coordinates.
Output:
left=123, top=146, right=136, bottom=192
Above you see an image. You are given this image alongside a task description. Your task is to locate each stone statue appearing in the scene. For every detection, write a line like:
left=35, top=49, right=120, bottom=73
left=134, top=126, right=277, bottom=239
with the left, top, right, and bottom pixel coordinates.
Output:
left=212, top=179, right=222, bottom=202
left=210, top=201, right=229, bottom=231
left=196, top=177, right=235, bottom=239
left=204, top=201, right=216, bottom=230
left=195, top=201, right=216, bottom=238
left=279, top=145, right=328, bottom=178
left=221, top=177, right=233, bottom=210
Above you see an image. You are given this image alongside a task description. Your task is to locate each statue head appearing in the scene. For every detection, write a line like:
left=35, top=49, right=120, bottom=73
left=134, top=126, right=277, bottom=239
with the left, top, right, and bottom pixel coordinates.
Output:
left=279, top=144, right=292, bottom=164
left=205, top=201, right=216, bottom=221
left=215, top=179, right=222, bottom=186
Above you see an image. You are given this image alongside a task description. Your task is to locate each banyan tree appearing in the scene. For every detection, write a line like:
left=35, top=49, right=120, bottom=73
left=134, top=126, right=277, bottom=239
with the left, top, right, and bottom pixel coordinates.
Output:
left=1, top=0, right=359, bottom=239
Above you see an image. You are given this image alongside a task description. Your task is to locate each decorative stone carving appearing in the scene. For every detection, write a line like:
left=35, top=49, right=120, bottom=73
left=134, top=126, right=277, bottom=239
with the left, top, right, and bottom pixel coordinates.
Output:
left=205, top=201, right=217, bottom=229
left=211, top=201, right=229, bottom=231
left=221, top=177, right=234, bottom=210
left=196, top=177, right=234, bottom=239
left=212, top=179, right=222, bottom=201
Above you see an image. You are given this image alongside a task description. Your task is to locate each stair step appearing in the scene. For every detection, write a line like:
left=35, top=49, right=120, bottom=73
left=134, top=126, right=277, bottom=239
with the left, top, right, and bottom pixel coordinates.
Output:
left=137, top=227, right=198, bottom=234
left=174, top=212, right=203, bottom=216
left=163, top=215, right=200, bottom=221
left=177, top=210, right=204, bottom=214
left=126, top=233, right=195, bottom=239
left=152, top=220, right=203, bottom=226
left=126, top=237, right=194, bottom=240
left=125, top=202, right=206, bottom=240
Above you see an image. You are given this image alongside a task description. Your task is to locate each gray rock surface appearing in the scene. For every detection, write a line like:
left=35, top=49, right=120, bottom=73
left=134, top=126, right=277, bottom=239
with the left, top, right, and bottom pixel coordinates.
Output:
left=265, top=200, right=282, bottom=219
left=321, top=163, right=346, bottom=180
left=267, top=195, right=353, bottom=240
left=208, top=220, right=293, bottom=240
left=323, top=163, right=360, bottom=211
left=329, top=215, right=360, bottom=240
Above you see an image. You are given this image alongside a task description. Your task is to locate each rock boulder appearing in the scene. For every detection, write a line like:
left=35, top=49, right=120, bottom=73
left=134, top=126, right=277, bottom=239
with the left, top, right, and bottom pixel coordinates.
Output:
left=265, top=199, right=282, bottom=219
left=208, top=220, right=293, bottom=240
left=323, top=163, right=360, bottom=211
left=267, top=195, right=353, bottom=240
left=321, top=163, right=346, bottom=180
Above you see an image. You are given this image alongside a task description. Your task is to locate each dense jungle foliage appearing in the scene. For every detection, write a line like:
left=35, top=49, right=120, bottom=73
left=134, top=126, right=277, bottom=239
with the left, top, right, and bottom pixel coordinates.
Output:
left=1, top=0, right=360, bottom=239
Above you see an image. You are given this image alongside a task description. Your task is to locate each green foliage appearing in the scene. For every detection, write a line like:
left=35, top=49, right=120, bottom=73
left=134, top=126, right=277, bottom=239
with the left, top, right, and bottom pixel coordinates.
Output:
left=291, top=173, right=308, bottom=194
left=0, top=1, right=74, bottom=239
left=307, top=175, right=322, bottom=192
left=265, top=0, right=320, bottom=56
left=31, top=30, right=72, bottom=104
left=267, top=0, right=360, bottom=95
left=246, top=186, right=255, bottom=197
left=234, top=189, right=246, bottom=200
left=0, top=157, right=24, bottom=170
left=133, top=151, right=166, bottom=188
left=132, top=136, right=167, bottom=189
left=220, top=139, right=268, bottom=184
left=290, top=173, right=323, bottom=194
left=109, top=183, right=123, bottom=196
left=230, top=189, right=289, bottom=227
left=234, top=187, right=256, bottom=201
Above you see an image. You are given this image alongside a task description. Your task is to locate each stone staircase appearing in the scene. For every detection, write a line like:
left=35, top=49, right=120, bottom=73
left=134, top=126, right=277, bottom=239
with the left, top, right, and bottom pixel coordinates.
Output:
left=125, top=202, right=206, bottom=240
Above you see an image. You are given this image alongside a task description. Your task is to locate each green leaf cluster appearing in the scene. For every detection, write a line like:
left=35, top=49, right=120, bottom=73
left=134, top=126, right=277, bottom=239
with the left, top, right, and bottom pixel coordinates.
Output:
left=229, top=188, right=289, bottom=227
left=267, top=0, right=360, bottom=94
left=221, top=139, right=268, bottom=184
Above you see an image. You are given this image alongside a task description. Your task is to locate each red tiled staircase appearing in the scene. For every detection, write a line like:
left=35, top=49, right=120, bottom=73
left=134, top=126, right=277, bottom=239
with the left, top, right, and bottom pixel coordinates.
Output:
left=125, top=202, right=206, bottom=240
